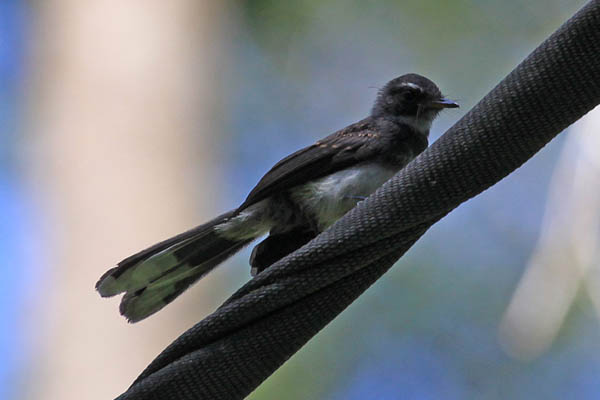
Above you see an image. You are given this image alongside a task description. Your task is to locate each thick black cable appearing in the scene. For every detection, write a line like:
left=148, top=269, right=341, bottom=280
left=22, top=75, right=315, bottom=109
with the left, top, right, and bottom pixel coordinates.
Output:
left=117, top=1, right=600, bottom=399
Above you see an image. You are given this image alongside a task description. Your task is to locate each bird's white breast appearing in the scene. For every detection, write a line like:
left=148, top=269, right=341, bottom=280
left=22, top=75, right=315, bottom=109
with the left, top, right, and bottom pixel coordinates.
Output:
left=290, top=162, right=397, bottom=229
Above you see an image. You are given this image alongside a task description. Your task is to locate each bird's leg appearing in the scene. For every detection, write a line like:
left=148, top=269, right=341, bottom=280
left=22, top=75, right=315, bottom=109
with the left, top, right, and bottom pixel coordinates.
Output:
left=250, top=227, right=316, bottom=276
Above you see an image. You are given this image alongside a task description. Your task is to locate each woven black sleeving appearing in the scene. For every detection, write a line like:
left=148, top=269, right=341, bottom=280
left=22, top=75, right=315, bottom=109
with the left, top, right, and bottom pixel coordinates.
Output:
left=117, top=2, right=600, bottom=399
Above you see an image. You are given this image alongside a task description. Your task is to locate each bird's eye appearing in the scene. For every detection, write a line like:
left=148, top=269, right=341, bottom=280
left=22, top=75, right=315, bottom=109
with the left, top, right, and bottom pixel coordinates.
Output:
left=403, top=90, right=417, bottom=101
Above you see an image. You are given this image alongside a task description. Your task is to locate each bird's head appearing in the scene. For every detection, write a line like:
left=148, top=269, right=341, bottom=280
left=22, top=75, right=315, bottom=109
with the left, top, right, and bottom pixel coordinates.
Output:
left=371, top=73, right=458, bottom=134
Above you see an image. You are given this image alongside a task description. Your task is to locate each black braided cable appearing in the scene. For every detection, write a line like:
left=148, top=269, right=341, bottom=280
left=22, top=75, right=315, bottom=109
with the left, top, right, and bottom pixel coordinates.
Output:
left=117, top=1, right=600, bottom=398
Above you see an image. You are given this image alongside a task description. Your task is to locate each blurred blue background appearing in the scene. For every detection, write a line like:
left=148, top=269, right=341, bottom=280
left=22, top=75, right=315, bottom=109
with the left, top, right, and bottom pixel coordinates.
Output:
left=2, top=1, right=598, bottom=399
left=1, top=1, right=35, bottom=400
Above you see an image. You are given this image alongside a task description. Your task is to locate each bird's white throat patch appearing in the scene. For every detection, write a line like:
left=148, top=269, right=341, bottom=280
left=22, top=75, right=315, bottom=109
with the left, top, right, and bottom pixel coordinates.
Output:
left=395, top=114, right=433, bottom=135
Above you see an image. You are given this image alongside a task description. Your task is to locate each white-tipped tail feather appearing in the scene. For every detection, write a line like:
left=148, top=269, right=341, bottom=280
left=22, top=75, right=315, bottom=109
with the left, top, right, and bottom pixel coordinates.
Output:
left=95, top=210, right=258, bottom=322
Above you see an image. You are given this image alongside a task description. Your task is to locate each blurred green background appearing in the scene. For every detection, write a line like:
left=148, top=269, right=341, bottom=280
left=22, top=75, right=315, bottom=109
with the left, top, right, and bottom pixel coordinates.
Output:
left=2, top=0, right=598, bottom=399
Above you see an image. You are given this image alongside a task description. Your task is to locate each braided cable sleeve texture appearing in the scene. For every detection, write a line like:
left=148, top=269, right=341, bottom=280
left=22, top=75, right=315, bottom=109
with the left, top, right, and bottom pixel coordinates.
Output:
left=118, top=1, right=600, bottom=399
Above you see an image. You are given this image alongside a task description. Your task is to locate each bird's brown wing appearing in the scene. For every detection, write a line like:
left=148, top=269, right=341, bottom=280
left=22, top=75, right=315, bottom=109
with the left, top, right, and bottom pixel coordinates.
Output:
left=238, top=118, right=385, bottom=210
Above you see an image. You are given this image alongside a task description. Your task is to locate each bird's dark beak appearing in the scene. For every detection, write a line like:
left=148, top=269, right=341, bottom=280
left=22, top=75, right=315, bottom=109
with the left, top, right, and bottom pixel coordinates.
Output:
left=428, top=98, right=459, bottom=109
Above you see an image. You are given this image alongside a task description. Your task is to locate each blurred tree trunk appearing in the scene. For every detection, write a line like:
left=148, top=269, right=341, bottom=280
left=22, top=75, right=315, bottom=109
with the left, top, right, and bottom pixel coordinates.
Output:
left=25, top=1, right=230, bottom=399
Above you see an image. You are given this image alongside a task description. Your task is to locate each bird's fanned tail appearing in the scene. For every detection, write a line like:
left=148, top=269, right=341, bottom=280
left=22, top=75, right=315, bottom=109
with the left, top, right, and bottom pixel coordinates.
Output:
left=95, top=210, right=252, bottom=322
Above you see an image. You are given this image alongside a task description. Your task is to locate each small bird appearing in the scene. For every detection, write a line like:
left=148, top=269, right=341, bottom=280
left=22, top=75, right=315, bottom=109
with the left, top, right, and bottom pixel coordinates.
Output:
left=96, top=73, right=458, bottom=322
